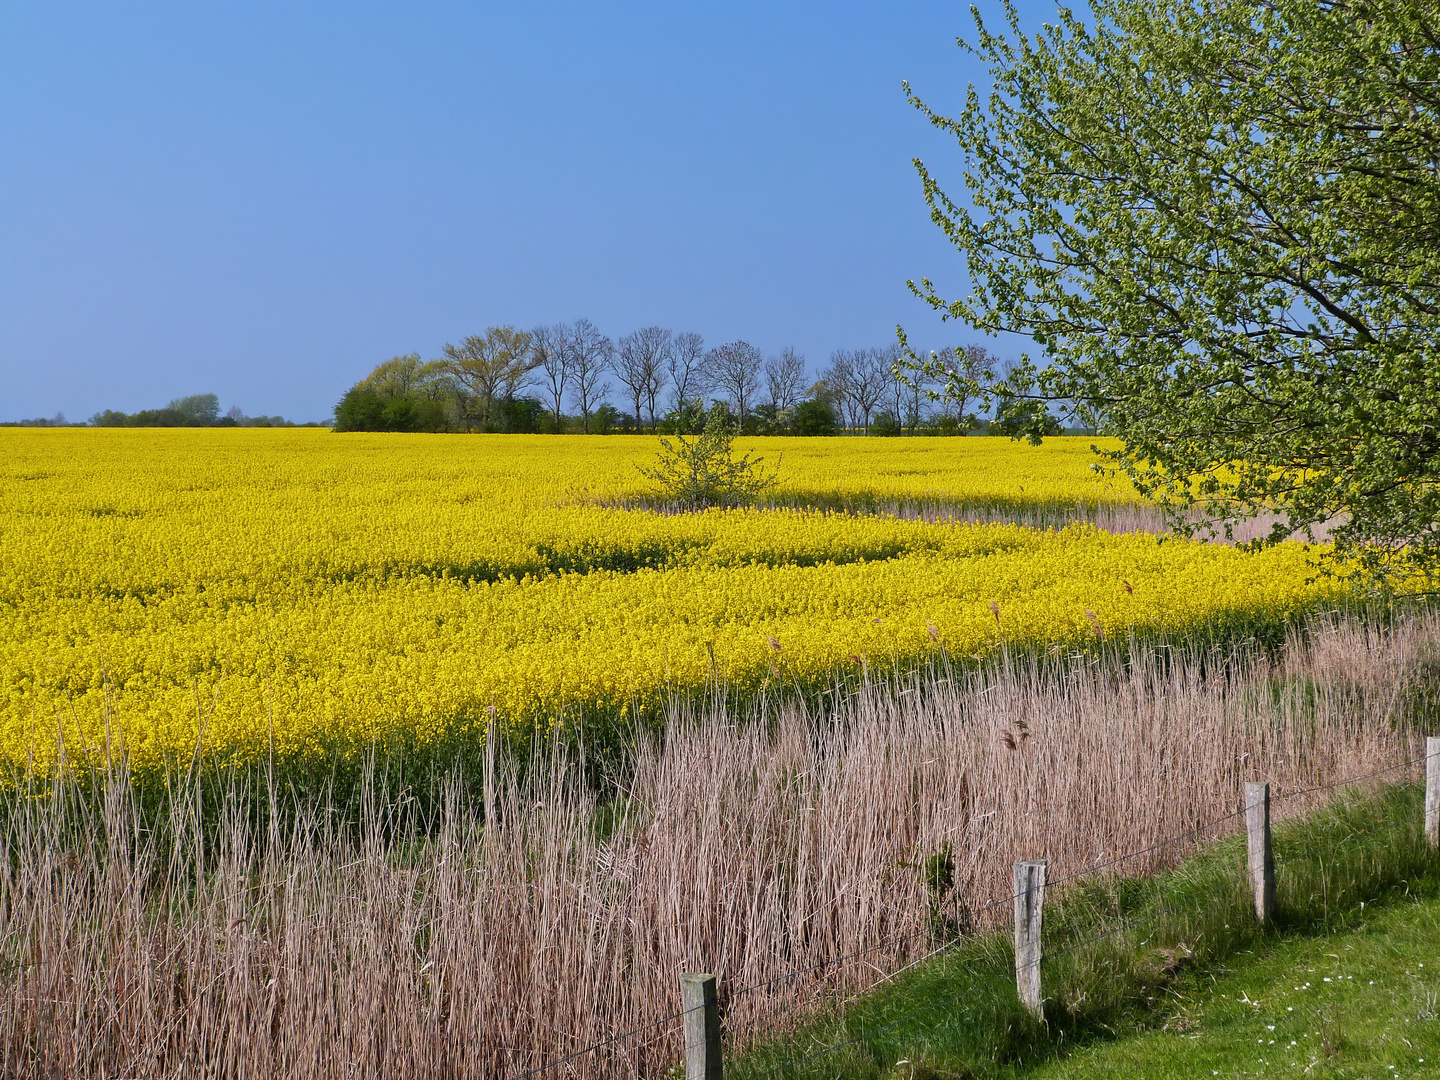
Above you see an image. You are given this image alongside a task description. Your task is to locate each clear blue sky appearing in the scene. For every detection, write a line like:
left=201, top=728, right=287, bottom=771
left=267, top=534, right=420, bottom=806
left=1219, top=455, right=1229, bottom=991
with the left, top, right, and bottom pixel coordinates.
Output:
left=2, top=2, right=1026, bottom=423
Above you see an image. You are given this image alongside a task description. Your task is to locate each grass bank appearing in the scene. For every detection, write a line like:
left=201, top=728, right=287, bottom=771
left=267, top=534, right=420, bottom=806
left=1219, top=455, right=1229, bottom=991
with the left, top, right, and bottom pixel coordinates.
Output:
left=727, top=783, right=1440, bottom=1080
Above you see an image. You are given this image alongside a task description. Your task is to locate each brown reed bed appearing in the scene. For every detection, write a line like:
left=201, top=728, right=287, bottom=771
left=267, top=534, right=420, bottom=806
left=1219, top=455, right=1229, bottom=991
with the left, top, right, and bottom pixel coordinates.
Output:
left=803, top=496, right=1343, bottom=545
left=3, top=609, right=1435, bottom=1079
left=629, top=489, right=1339, bottom=546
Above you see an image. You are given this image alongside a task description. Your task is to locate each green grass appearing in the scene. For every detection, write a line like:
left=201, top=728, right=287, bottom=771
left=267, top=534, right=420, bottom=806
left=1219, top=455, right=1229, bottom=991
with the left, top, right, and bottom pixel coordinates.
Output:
left=1029, top=896, right=1440, bottom=1078
left=726, top=784, right=1440, bottom=1080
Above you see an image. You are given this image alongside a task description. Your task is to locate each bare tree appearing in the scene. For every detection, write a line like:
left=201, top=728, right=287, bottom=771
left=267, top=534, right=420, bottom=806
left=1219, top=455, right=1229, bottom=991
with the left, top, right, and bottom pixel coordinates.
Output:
left=851, top=348, right=890, bottom=433
left=875, top=343, right=907, bottom=429
left=614, top=327, right=672, bottom=433
left=931, top=344, right=997, bottom=424
left=823, top=349, right=859, bottom=430
left=641, top=333, right=671, bottom=429
left=667, top=332, right=706, bottom=412
left=764, top=347, right=806, bottom=412
left=531, top=325, right=569, bottom=433
left=440, top=327, right=536, bottom=429
left=822, top=348, right=887, bottom=432
left=705, top=341, right=764, bottom=427
left=564, top=319, right=613, bottom=434
left=902, top=358, right=932, bottom=432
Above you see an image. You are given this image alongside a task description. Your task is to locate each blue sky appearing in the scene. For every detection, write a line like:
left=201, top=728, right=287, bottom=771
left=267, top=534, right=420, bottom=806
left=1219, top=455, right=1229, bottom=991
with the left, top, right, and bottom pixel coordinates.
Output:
left=1, top=2, right=1027, bottom=422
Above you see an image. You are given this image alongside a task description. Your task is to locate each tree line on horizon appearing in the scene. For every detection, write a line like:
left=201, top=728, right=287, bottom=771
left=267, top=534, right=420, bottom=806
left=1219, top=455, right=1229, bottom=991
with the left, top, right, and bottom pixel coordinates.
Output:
left=334, top=322, right=1061, bottom=437
left=3, top=397, right=314, bottom=429
left=87, top=395, right=316, bottom=428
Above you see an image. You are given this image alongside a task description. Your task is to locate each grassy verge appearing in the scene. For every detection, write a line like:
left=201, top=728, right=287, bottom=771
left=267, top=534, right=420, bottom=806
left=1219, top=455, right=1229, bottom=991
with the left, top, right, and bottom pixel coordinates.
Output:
left=1028, top=895, right=1440, bottom=1078
left=726, top=783, right=1440, bottom=1080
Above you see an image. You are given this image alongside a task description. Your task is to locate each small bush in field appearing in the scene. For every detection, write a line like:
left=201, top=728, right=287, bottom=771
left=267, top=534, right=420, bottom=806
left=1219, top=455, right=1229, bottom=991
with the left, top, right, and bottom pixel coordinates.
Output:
left=638, top=404, right=778, bottom=509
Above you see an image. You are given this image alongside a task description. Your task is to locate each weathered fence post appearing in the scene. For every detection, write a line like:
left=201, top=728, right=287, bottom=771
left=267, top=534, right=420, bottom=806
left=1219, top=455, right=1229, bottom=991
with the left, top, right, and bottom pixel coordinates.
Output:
left=1013, top=860, right=1046, bottom=1017
left=1426, top=737, right=1440, bottom=851
left=680, top=973, right=722, bottom=1080
left=1245, top=782, right=1276, bottom=924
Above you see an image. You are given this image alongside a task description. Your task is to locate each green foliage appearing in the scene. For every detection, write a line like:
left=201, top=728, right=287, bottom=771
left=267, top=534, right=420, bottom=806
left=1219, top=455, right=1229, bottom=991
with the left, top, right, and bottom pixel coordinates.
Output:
left=750, top=401, right=784, bottom=434
left=1027, top=898, right=1440, bottom=1078
left=333, top=353, right=547, bottom=433
left=355, top=354, right=452, bottom=400
left=992, top=398, right=1062, bottom=445
left=90, top=398, right=224, bottom=428
left=440, top=326, right=536, bottom=430
left=592, top=403, right=621, bottom=435
left=791, top=397, right=841, bottom=436
left=657, top=397, right=708, bottom=435
left=638, top=404, right=779, bottom=508
left=168, top=393, right=220, bottom=423
left=931, top=412, right=980, bottom=437
left=498, top=395, right=547, bottom=434
left=907, top=0, right=1440, bottom=582
left=870, top=410, right=903, bottom=437
left=333, top=387, right=452, bottom=433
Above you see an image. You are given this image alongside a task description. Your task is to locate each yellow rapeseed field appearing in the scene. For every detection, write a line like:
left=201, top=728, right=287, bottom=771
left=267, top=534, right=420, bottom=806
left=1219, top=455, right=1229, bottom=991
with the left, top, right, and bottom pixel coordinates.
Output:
left=0, top=428, right=1344, bottom=774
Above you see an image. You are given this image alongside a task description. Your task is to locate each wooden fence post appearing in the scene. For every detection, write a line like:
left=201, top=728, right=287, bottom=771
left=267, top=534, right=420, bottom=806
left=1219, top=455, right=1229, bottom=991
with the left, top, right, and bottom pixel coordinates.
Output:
left=1013, top=860, right=1046, bottom=1017
left=680, top=973, right=722, bottom=1080
left=1245, top=781, right=1276, bottom=924
left=1426, top=737, right=1440, bottom=851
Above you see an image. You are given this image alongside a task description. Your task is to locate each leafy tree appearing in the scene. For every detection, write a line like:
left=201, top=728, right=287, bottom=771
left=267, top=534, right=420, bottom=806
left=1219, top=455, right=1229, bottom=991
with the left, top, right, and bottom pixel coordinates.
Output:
left=333, top=387, right=450, bottom=432
left=638, top=403, right=778, bottom=508
left=333, top=389, right=386, bottom=432
left=334, top=356, right=458, bottom=432
left=499, top=396, right=547, bottom=434
left=870, top=410, right=902, bottom=437
left=169, top=394, right=220, bottom=423
left=792, top=397, right=841, bottom=436
left=591, top=402, right=621, bottom=435
left=357, top=354, right=452, bottom=401
left=91, top=402, right=220, bottom=427
left=991, top=398, right=1061, bottom=444
left=905, top=0, right=1440, bottom=579
left=5, top=413, right=67, bottom=428
left=129, top=409, right=187, bottom=426
left=749, top=400, right=785, bottom=435
left=657, top=397, right=707, bottom=435
left=930, top=413, right=965, bottom=436
left=441, top=327, right=536, bottom=430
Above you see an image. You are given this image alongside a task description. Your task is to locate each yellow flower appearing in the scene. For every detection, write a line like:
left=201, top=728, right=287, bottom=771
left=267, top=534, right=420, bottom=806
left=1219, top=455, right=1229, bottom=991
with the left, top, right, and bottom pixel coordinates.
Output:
left=0, top=428, right=1360, bottom=775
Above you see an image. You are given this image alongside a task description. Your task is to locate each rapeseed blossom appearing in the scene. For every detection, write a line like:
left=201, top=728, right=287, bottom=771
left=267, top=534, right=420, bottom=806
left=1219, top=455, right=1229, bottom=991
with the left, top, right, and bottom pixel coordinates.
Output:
left=0, top=429, right=1348, bottom=775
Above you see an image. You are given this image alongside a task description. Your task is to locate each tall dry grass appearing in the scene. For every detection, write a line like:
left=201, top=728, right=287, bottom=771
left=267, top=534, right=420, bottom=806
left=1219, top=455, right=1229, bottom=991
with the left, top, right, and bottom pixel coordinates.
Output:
left=3, top=610, right=1436, bottom=1079
left=875, top=497, right=1341, bottom=544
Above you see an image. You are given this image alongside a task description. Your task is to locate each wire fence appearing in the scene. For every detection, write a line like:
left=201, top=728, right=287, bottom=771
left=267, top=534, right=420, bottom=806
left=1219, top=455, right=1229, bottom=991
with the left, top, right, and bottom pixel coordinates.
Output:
left=505, top=747, right=1438, bottom=1080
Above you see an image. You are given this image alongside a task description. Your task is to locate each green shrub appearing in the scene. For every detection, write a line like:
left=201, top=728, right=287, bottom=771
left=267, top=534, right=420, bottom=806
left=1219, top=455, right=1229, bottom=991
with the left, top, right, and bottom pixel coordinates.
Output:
left=638, top=404, right=778, bottom=508
left=792, top=398, right=841, bottom=436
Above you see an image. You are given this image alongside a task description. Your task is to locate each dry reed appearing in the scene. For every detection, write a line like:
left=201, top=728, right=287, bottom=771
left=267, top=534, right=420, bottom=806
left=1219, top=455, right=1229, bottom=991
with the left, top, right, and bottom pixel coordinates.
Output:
left=3, top=610, right=1435, bottom=1079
